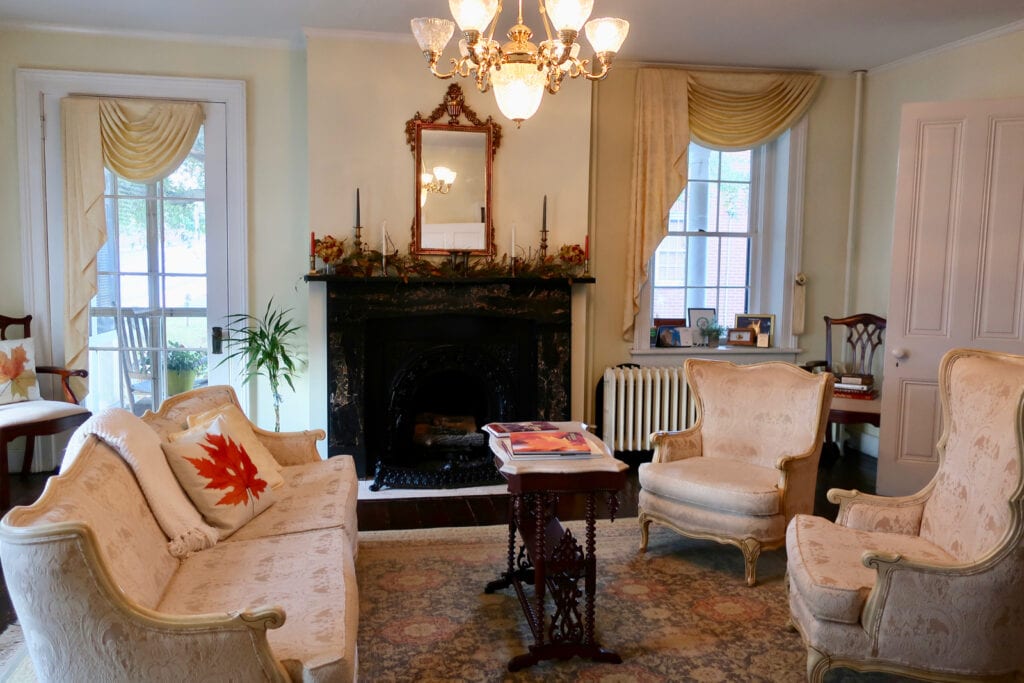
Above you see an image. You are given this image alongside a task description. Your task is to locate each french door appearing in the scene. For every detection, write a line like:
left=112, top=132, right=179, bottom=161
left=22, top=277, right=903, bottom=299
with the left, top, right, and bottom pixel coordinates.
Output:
left=86, top=106, right=231, bottom=414
left=16, top=69, right=247, bottom=468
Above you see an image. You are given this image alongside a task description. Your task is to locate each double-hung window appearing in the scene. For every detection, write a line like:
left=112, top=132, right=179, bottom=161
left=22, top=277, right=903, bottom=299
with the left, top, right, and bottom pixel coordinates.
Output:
left=638, top=120, right=806, bottom=351
left=652, top=144, right=758, bottom=328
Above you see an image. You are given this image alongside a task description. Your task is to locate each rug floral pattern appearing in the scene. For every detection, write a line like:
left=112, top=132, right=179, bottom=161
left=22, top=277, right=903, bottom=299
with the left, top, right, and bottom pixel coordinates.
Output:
left=357, top=520, right=813, bottom=682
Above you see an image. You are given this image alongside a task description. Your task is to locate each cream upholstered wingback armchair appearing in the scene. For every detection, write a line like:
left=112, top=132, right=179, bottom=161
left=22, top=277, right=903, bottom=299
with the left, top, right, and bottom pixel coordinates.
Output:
left=638, top=359, right=834, bottom=586
left=787, top=348, right=1024, bottom=681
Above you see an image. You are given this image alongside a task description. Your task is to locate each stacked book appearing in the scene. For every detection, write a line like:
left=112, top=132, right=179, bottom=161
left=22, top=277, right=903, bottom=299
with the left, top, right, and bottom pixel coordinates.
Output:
left=833, top=373, right=877, bottom=399
left=484, top=421, right=602, bottom=460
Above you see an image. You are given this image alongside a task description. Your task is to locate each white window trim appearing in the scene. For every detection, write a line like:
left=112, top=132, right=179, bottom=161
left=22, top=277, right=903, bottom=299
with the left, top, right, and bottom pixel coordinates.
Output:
left=15, top=68, right=248, bottom=409
left=632, top=118, right=808, bottom=355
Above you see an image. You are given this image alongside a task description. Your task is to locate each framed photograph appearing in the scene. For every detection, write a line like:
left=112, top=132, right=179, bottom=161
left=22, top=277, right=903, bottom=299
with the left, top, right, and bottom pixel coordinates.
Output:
left=726, top=327, right=756, bottom=346
left=655, top=325, right=694, bottom=348
left=735, top=313, right=775, bottom=347
left=687, top=308, right=717, bottom=333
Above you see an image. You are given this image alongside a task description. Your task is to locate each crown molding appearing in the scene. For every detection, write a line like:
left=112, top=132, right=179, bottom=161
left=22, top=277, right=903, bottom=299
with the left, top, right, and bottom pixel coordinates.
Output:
left=0, top=20, right=295, bottom=50
left=302, top=27, right=410, bottom=44
left=870, top=20, right=1024, bottom=74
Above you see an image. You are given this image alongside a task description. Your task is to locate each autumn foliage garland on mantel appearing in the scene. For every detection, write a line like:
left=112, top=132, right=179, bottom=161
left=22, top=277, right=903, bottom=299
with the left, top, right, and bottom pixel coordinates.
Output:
left=312, top=234, right=590, bottom=282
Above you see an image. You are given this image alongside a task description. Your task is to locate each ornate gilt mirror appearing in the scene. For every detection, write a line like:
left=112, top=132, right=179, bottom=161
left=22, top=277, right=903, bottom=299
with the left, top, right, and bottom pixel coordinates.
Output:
left=406, top=84, right=501, bottom=255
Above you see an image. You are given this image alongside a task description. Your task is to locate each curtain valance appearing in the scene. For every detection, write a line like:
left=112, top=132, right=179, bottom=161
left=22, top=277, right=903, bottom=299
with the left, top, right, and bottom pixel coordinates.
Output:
left=62, top=97, right=204, bottom=395
left=623, top=68, right=821, bottom=340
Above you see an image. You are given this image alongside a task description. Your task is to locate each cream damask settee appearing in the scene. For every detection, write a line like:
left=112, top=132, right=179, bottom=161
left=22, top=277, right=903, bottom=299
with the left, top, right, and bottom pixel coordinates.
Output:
left=0, top=385, right=359, bottom=682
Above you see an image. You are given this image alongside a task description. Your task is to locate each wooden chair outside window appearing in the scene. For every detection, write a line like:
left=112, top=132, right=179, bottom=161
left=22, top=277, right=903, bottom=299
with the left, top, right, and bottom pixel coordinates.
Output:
left=116, top=309, right=160, bottom=416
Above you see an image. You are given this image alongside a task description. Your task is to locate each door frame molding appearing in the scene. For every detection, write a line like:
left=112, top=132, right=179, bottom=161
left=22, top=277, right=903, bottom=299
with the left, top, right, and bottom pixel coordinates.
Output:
left=15, top=68, right=249, bottom=417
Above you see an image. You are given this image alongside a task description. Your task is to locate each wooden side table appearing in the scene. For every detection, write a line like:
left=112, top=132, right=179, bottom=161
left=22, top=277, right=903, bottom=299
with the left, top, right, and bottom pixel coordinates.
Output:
left=485, top=425, right=629, bottom=671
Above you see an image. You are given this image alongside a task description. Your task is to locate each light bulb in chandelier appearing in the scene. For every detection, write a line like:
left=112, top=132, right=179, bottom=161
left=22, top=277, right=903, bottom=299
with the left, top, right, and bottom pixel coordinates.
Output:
left=411, top=0, right=628, bottom=125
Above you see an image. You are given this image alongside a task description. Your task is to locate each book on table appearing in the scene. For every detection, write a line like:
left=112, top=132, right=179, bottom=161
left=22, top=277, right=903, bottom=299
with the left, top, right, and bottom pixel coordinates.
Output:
left=834, top=382, right=874, bottom=392
left=838, top=373, right=874, bottom=386
left=483, top=421, right=560, bottom=437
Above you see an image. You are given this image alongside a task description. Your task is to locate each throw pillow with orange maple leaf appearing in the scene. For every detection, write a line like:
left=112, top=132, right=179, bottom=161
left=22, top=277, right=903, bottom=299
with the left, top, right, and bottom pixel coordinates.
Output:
left=163, top=415, right=276, bottom=535
left=0, top=337, right=41, bottom=406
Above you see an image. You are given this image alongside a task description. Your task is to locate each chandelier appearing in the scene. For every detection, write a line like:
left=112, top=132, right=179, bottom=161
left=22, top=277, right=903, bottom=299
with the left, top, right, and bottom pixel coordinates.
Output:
left=411, top=0, right=629, bottom=126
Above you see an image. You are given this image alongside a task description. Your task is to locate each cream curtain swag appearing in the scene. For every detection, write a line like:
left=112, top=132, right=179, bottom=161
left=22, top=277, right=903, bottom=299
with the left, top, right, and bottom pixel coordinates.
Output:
left=63, top=97, right=204, bottom=395
left=623, top=68, right=821, bottom=340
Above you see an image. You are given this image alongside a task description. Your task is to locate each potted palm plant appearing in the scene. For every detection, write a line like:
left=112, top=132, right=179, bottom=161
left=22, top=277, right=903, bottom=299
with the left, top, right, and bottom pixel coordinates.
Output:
left=165, top=343, right=207, bottom=396
left=219, top=299, right=302, bottom=432
left=704, top=318, right=727, bottom=347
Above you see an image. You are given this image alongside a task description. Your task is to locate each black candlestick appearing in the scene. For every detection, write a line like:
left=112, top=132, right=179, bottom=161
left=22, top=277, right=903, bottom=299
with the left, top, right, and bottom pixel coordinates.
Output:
left=540, top=195, right=549, bottom=258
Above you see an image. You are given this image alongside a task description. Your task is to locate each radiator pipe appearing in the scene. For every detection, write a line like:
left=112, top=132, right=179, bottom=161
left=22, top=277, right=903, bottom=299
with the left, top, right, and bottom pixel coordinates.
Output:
left=843, top=70, right=867, bottom=315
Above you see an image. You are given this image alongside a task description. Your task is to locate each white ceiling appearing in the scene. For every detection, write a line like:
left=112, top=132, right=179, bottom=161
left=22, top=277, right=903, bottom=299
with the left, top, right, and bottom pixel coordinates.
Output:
left=1, top=0, right=1023, bottom=71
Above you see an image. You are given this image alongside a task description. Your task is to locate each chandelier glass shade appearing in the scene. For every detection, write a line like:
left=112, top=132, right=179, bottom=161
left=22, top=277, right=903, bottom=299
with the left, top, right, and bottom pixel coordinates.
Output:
left=411, top=0, right=628, bottom=126
left=420, top=165, right=457, bottom=206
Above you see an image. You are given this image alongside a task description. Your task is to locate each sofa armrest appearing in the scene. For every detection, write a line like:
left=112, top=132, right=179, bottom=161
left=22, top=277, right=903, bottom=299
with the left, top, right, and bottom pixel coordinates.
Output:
left=0, top=524, right=290, bottom=682
left=827, top=487, right=928, bottom=534
left=252, top=424, right=326, bottom=466
left=650, top=427, right=702, bottom=464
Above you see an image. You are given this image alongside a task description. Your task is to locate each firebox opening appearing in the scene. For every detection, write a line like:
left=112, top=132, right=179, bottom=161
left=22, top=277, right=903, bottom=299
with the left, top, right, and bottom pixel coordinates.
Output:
left=398, top=368, right=491, bottom=469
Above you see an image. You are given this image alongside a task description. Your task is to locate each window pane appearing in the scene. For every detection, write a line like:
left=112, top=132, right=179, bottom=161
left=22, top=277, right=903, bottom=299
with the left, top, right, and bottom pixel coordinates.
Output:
left=688, top=146, right=719, bottom=180
left=166, top=316, right=207, bottom=349
left=164, top=276, right=206, bottom=308
left=685, top=182, right=718, bottom=232
left=89, top=315, right=117, bottom=345
left=163, top=155, right=205, bottom=199
left=652, top=287, right=686, bottom=319
left=719, top=183, right=750, bottom=233
left=164, top=200, right=207, bottom=274
left=653, top=235, right=686, bottom=284
left=120, top=275, right=151, bottom=308
left=720, top=150, right=751, bottom=181
left=720, top=237, right=750, bottom=287
left=87, top=349, right=128, bottom=412
left=116, top=176, right=149, bottom=197
left=667, top=193, right=687, bottom=232
left=116, top=198, right=149, bottom=273
left=719, top=289, right=748, bottom=327
left=687, top=236, right=721, bottom=287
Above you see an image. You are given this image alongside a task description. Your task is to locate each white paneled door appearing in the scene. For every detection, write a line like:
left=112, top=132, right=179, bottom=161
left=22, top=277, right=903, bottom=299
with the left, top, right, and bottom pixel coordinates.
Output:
left=879, top=97, right=1024, bottom=495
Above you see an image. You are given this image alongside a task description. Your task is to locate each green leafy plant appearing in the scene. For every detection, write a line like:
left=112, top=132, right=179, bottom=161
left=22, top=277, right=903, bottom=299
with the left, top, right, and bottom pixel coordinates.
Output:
left=166, top=342, right=207, bottom=373
left=219, top=299, right=302, bottom=432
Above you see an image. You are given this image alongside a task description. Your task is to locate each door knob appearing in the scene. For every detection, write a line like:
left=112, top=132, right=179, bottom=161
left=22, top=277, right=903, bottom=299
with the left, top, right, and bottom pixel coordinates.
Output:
left=891, top=347, right=908, bottom=360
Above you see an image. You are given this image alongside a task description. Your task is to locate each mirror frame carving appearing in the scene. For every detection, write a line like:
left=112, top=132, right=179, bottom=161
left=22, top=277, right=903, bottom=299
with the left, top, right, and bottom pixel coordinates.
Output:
left=406, top=84, right=501, bottom=256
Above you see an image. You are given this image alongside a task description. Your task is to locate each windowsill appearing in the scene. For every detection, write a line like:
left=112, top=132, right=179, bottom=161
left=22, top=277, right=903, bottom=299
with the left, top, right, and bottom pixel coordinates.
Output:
left=630, top=346, right=801, bottom=362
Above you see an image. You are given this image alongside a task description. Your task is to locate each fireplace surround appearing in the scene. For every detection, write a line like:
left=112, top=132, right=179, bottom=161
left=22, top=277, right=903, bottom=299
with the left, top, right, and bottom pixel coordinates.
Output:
left=310, top=276, right=587, bottom=487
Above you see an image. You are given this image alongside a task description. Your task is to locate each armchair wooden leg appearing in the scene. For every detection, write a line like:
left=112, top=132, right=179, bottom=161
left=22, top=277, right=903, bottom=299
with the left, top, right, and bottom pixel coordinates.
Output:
left=638, top=513, right=650, bottom=552
left=20, top=436, right=35, bottom=476
left=740, top=538, right=761, bottom=587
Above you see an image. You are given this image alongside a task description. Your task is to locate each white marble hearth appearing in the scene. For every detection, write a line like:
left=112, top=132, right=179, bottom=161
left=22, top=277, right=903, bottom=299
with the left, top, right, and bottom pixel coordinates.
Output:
left=357, top=479, right=507, bottom=501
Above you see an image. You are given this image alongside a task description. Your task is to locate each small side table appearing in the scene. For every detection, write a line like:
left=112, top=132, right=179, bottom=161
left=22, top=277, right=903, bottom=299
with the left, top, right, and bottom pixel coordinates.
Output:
left=485, top=424, right=628, bottom=671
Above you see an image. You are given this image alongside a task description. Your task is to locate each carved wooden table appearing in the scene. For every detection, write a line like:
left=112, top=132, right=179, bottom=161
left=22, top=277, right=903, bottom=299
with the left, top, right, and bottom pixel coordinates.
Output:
left=485, top=426, right=629, bottom=671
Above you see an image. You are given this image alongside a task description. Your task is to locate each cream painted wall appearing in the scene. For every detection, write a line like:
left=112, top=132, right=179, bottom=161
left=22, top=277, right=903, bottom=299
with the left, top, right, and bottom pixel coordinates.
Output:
left=855, top=28, right=1024, bottom=315
left=305, top=33, right=593, bottom=425
left=305, top=34, right=591, bottom=264
left=0, top=27, right=309, bottom=431
left=589, top=66, right=857, bottom=416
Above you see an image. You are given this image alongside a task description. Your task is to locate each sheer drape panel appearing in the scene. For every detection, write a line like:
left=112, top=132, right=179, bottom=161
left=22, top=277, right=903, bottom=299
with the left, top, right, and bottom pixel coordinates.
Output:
left=61, top=97, right=205, bottom=396
left=623, top=69, right=821, bottom=340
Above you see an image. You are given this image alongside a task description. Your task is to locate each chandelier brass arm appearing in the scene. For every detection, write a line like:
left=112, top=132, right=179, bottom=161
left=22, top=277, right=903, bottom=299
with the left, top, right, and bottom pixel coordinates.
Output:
left=411, top=0, right=628, bottom=125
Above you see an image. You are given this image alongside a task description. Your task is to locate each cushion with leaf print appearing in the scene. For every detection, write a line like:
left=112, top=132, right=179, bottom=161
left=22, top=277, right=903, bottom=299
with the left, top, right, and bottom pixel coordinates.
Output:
left=0, top=337, right=41, bottom=406
left=186, top=402, right=285, bottom=488
left=163, top=414, right=276, bottom=537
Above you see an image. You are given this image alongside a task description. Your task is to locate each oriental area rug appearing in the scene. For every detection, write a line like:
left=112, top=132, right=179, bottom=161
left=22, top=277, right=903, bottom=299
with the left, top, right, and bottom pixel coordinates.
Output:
left=355, top=521, right=896, bottom=682
left=0, top=521, right=905, bottom=682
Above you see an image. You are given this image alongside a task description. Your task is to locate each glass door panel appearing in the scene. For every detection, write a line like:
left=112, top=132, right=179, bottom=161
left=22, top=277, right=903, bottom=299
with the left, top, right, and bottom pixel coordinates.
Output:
left=86, top=109, right=228, bottom=415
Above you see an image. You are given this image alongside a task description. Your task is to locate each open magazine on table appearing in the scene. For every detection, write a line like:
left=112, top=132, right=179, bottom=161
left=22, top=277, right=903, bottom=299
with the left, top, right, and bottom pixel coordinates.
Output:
left=486, top=422, right=602, bottom=460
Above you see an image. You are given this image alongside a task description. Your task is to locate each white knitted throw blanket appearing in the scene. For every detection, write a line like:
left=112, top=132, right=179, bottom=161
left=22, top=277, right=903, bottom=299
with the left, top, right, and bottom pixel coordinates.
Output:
left=63, top=408, right=218, bottom=557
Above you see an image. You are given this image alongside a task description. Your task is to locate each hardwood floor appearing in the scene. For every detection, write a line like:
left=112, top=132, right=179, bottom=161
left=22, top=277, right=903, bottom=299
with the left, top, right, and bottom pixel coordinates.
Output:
left=0, top=448, right=877, bottom=632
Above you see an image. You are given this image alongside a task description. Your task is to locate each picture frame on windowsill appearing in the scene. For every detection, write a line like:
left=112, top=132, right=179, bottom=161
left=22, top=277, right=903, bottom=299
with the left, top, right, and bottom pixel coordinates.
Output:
left=735, top=313, right=775, bottom=347
left=726, top=327, right=756, bottom=346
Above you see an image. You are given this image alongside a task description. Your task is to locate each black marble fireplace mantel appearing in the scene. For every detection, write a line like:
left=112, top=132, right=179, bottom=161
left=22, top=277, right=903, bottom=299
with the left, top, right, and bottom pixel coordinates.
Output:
left=307, top=275, right=593, bottom=479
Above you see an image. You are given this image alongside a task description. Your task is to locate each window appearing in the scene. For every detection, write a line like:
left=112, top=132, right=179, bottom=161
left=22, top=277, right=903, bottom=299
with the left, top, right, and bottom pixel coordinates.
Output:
left=88, top=127, right=213, bottom=413
left=651, top=144, right=757, bottom=328
left=636, top=120, right=806, bottom=351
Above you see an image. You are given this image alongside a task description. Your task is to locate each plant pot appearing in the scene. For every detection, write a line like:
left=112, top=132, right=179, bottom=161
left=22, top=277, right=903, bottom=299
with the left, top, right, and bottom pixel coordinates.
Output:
left=166, top=369, right=197, bottom=396
left=707, top=334, right=721, bottom=348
